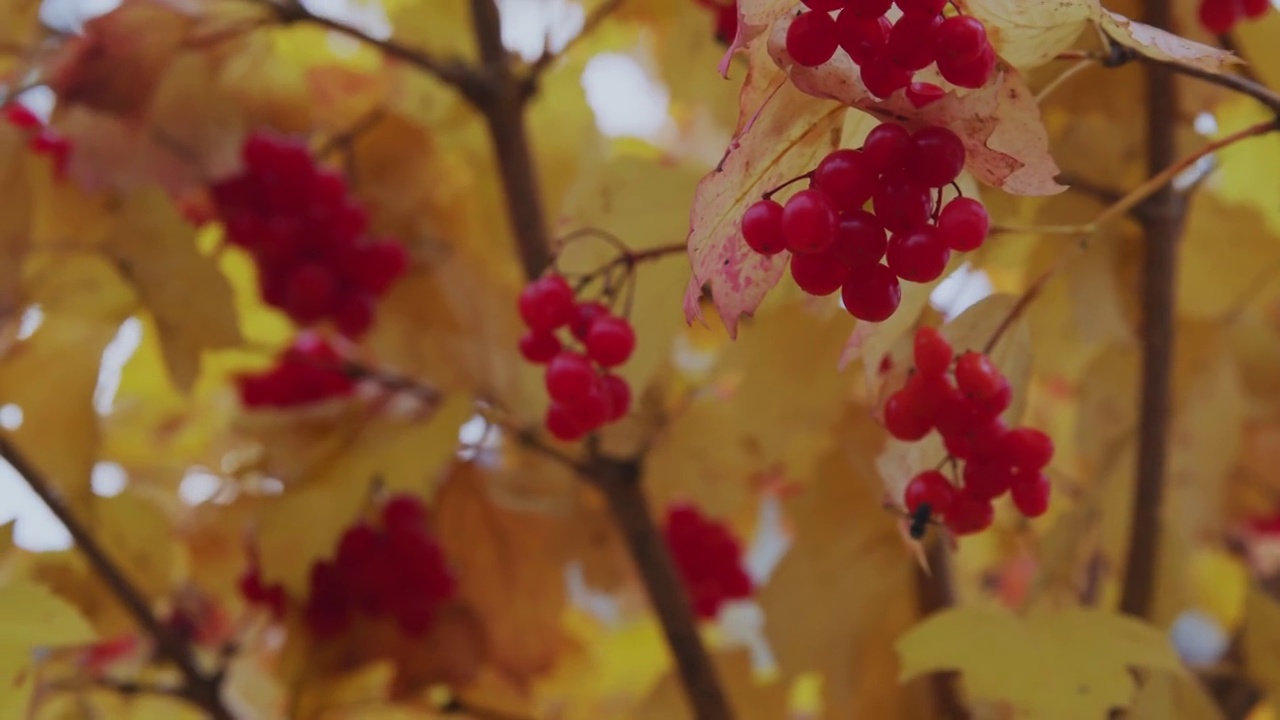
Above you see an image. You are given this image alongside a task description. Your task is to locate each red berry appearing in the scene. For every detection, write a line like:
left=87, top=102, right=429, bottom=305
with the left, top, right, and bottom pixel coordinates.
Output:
left=335, top=293, right=375, bottom=338
left=1198, top=0, right=1239, bottom=32
left=832, top=210, right=888, bottom=267
left=352, top=240, right=409, bottom=295
left=571, top=301, right=609, bottom=341
left=904, top=369, right=957, bottom=424
left=586, top=316, right=636, bottom=367
left=913, top=327, right=953, bottom=376
left=896, top=0, right=947, bottom=14
left=546, top=400, right=588, bottom=441
left=938, top=42, right=996, bottom=89
left=336, top=522, right=379, bottom=574
left=782, top=189, right=838, bottom=254
left=844, top=0, right=892, bottom=18
left=835, top=12, right=890, bottom=65
left=790, top=247, right=851, bottom=296
left=742, top=199, right=788, bottom=255
left=545, top=351, right=596, bottom=402
left=304, top=562, right=352, bottom=638
left=886, top=13, right=942, bottom=72
left=937, top=197, right=990, bottom=252
left=382, top=493, right=428, bottom=531
left=943, top=414, right=1007, bottom=461
left=861, top=123, right=910, bottom=173
left=904, top=470, right=957, bottom=515
left=1011, top=471, right=1051, bottom=518
left=285, top=263, right=338, bottom=322
left=906, top=126, right=967, bottom=188
left=1242, top=0, right=1269, bottom=18
left=955, top=351, right=1012, bottom=417
left=786, top=10, right=840, bottom=67
left=873, top=177, right=934, bottom=234
left=884, top=388, right=931, bottom=440
left=906, top=82, right=945, bottom=108
left=937, top=16, right=989, bottom=64
left=961, top=458, right=1014, bottom=500
left=519, top=275, right=576, bottom=332
left=934, top=389, right=985, bottom=438
left=5, top=103, right=41, bottom=129
left=565, top=380, right=612, bottom=430
left=1002, top=427, right=1054, bottom=471
left=813, top=150, right=877, bottom=211
left=802, top=0, right=845, bottom=9
left=519, top=330, right=562, bottom=363
left=599, top=374, right=631, bottom=421
left=887, top=226, right=951, bottom=283
left=860, top=52, right=913, bottom=99
left=842, top=263, right=901, bottom=322
left=944, top=493, right=994, bottom=535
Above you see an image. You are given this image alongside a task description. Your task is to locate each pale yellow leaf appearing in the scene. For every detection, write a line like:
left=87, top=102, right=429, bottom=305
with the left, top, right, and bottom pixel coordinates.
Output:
left=957, top=0, right=1093, bottom=69
left=95, top=491, right=177, bottom=599
left=1097, top=10, right=1241, bottom=73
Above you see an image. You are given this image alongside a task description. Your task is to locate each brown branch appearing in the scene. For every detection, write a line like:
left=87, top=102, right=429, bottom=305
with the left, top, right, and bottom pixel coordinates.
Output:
left=914, top=541, right=970, bottom=718
left=0, top=435, right=233, bottom=720
left=520, top=0, right=626, bottom=101
left=1118, top=0, right=1182, bottom=620
left=1217, top=32, right=1264, bottom=86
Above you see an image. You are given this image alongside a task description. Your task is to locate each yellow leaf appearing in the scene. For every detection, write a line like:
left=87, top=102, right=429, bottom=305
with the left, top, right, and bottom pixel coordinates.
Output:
left=956, top=0, right=1092, bottom=68
left=1242, top=585, right=1280, bottom=701
left=94, top=491, right=177, bottom=599
left=1127, top=671, right=1225, bottom=720
left=634, top=649, right=787, bottom=720
left=0, top=580, right=97, bottom=716
left=897, top=606, right=1184, bottom=719
left=1096, top=10, right=1240, bottom=74
left=1177, top=193, right=1280, bottom=321
left=104, top=188, right=242, bottom=393
left=293, top=661, right=397, bottom=720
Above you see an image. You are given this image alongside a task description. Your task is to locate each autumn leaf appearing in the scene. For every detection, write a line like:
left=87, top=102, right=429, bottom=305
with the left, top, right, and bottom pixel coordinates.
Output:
left=897, top=606, right=1184, bottom=718
left=0, top=581, right=97, bottom=716
left=956, top=0, right=1092, bottom=68
left=1097, top=10, right=1240, bottom=73
left=634, top=649, right=787, bottom=719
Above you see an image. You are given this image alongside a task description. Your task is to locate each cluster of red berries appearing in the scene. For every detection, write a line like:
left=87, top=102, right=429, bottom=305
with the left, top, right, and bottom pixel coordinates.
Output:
left=785, top=0, right=997, bottom=99
left=234, top=333, right=355, bottom=408
left=663, top=504, right=754, bottom=619
left=238, top=558, right=287, bottom=620
left=210, top=131, right=409, bottom=338
left=695, top=0, right=738, bottom=44
left=4, top=103, right=72, bottom=177
left=1197, top=0, right=1270, bottom=34
left=305, top=494, right=457, bottom=638
left=518, top=274, right=635, bottom=441
left=890, top=327, right=1054, bottom=536
left=742, top=120, right=989, bottom=323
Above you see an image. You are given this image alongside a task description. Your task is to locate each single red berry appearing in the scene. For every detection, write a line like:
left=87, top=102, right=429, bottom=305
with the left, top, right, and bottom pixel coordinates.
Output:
left=906, top=126, right=967, bottom=188
left=1198, top=0, right=1239, bottom=32
left=943, top=414, right=1008, bottom=461
left=599, top=374, right=631, bottom=421
left=336, top=522, right=380, bottom=574
left=565, top=379, right=612, bottom=430
left=934, top=390, right=985, bottom=438
left=586, top=316, right=636, bottom=367
left=955, top=351, right=1012, bottom=417
left=861, top=123, right=910, bottom=173
left=238, top=566, right=269, bottom=603
left=944, top=493, right=994, bottom=535
left=1002, top=427, right=1055, bottom=471
left=545, top=351, right=596, bottom=402
left=885, top=13, right=942, bottom=72
left=913, top=327, right=953, bottom=376
left=938, top=42, right=996, bottom=89
left=790, top=247, right=851, bottom=296
left=860, top=52, right=913, bottom=99
left=842, top=263, right=901, bottom=322
left=937, top=197, right=990, bottom=252
left=832, top=210, right=888, bottom=267
left=711, top=3, right=737, bottom=43
left=334, top=293, right=375, bottom=338
left=937, top=16, right=989, bottom=64
left=4, top=103, right=42, bottom=129
left=835, top=12, right=890, bottom=65
left=382, top=494, right=428, bottom=531
left=843, top=0, right=892, bottom=18
left=887, top=226, right=951, bottom=283
left=906, top=82, right=945, bottom=108
left=571, top=301, right=609, bottom=342
left=904, top=470, right=957, bottom=515
left=546, top=400, right=588, bottom=441
left=961, top=458, right=1015, bottom=501
left=1242, top=0, right=1269, bottom=18
left=782, top=188, right=838, bottom=254
left=904, top=369, right=958, bottom=425
left=285, top=263, right=338, bottom=322
left=896, top=0, right=947, bottom=13
left=519, top=275, right=576, bottom=332
left=1011, top=471, right=1051, bottom=518
left=884, top=388, right=932, bottom=440
left=802, top=0, right=845, bottom=9
left=873, top=177, right=934, bottom=234
left=786, top=10, right=840, bottom=67
left=519, top=329, right=562, bottom=364
left=813, top=149, right=878, bottom=211
left=742, top=199, right=788, bottom=255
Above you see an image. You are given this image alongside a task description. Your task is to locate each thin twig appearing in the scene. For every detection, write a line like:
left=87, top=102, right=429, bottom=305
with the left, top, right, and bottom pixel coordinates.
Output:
left=0, top=435, right=233, bottom=720
left=520, top=0, right=626, bottom=101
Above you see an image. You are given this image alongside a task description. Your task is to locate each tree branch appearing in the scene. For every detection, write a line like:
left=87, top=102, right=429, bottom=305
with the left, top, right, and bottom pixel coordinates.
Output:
left=1118, top=0, right=1183, bottom=620
left=0, top=435, right=233, bottom=720
left=914, top=541, right=970, bottom=718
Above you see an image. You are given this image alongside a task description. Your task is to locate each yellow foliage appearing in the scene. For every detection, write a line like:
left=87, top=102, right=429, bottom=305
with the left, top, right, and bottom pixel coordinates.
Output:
left=0, top=581, right=97, bottom=716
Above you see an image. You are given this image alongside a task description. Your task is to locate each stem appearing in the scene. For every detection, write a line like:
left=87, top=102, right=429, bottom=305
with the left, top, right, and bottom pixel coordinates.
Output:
left=520, top=0, right=626, bottom=101
left=914, top=541, right=969, bottom=717
left=592, top=456, right=736, bottom=720
left=0, top=435, right=233, bottom=720
left=1216, top=32, right=1263, bottom=86
left=469, top=0, right=554, bottom=280
left=1118, top=0, right=1182, bottom=620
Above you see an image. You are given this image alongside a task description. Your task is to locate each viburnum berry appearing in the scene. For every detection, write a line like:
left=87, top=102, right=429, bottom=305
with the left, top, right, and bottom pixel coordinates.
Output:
left=955, top=351, right=1012, bottom=417
left=895, top=0, right=947, bottom=14
left=790, top=248, right=850, bottom=296
left=884, top=388, right=931, bottom=441
left=519, top=329, right=562, bottom=363
left=782, top=189, right=838, bottom=253
left=861, top=123, right=910, bottom=173
left=4, top=103, right=42, bottom=130
left=382, top=493, right=428, bottom=531
left=1011, top=472, right=1051, bottom=518
left=802, top=0, right=845, bottom=10
left=844, top=0, right=892, bottom=18
left=832, top=210, right=888, bottom=267
left=913, top=327, right=952, bottom=376
left=1242, top=0, right=1270, bottom=18
left=1198, top=0, right=1238, bottom=32
left=887, top=226, right=951, bottom=283
left=813, top=149, right=878, bottom=211
left=906, top=126, right=967, bottom=188
left=599, top=374, right=632, bottom=421
left=571, top=301, right=609, bottom=342
left=742, top=199, right=788, bottom=255
left=885, top=13, right=942, bottom=72
left=1002, top=427, right=1055, bottom=471
left=937, top=16, right=989, bottom=65
left=663, top=504, right=753, bottom=619
left=873, top=177, right=934, bottom=234
left=904, top=470, right=957, bottom=515
left=546, top=351, right=597, bottom=403
left=906, top=82, right=945, bottom=108
left=786, top=10, right=840, bottom=67
left=860, top=53, right=913, bottom=99
left=235, top=333, right=355, bottom=409
left=842, top=263, right=901, bottom=322
left=519, top=275, right=576, bottom=332
left=937, top=197, right=990, bottom=251
left=945, top=493, right=994, bottom=535
left=586, top=316, right=636, bottom=367
left=835, top=13, right=890, bottom=65
left=546, top=401, right=588, bottom=441
left=938, top=43, right=996, bottom=89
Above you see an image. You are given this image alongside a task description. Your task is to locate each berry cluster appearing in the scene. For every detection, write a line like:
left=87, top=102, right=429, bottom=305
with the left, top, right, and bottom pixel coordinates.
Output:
left=890, top=327, right=1054, bottom=536
left=305, top=494, right=457, bottom=638
left=663, top=504, right=754, bottom=619
left=1197, top=0, right=1270, bottom=34
left=742, top=121, right=990, bottom=323
left=234, top=333, right=355, bottom=409
left=211, top=131, right=409, bottom=338
left=695, top=0, right=739, bottom=44
left=518, top=274, right=635, bottom=441
left=238, top=559, right=287, bottom=619
left=785, top=0, right=997, bottom=98
left=5, top=103, right=72, bottom=177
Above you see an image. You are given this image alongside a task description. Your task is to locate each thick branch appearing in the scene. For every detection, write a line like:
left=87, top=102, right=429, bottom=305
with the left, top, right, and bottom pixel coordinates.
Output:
left=592, top=456, right=736, bottom=720
left=0, top=435, right=233, bottom=720
left=914, top=542, right=970, bottom=718
left=1118, top=0, right=1183, bottom=620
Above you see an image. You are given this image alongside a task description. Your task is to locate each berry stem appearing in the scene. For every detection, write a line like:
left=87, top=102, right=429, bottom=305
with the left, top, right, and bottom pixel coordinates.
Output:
left=760, top=171, right=815, bottom=200
left=0, top=435, right=235, bottom=720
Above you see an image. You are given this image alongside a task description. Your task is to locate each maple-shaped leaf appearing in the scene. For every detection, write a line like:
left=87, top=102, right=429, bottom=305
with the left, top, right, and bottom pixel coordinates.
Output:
left=897, top=606, right=1184, bottom=719
left=767, top=14, right=1063, bottom=197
